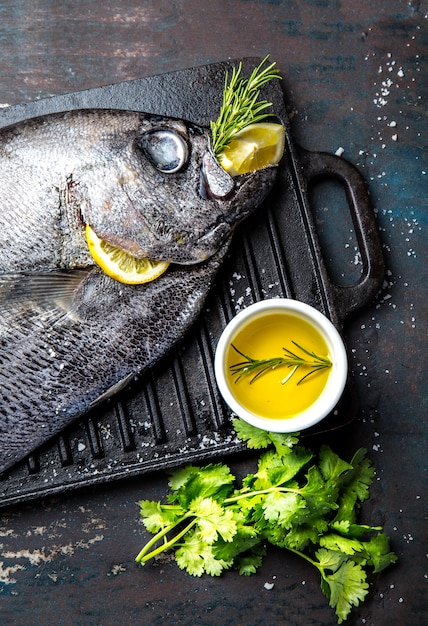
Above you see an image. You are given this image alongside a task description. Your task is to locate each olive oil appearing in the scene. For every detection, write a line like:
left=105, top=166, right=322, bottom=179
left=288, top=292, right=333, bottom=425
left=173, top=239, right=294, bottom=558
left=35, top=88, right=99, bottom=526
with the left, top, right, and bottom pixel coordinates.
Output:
left=226, top=313, right=331, bottom=419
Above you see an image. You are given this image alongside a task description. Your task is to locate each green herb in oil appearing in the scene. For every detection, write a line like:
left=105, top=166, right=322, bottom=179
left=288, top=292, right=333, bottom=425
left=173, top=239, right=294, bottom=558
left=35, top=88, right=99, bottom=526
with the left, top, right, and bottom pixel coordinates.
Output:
left=230, top=341, right=332, bottom=385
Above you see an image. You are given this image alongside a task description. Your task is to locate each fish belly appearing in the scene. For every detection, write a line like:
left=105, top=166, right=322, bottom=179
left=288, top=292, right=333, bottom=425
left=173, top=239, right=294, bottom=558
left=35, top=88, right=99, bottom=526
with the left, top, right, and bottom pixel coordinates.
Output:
left=0, top=247, right=228, bottom=473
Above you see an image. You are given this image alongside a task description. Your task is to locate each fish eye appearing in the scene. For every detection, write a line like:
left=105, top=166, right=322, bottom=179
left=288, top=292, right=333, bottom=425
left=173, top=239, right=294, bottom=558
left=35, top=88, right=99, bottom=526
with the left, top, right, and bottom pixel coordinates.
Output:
left=139, top=129, right=189, bottom=173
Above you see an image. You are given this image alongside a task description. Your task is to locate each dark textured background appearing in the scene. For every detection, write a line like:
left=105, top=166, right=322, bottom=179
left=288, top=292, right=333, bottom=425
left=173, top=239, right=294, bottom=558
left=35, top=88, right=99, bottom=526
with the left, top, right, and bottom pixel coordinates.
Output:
left=0, top=2, right=426, bottom=625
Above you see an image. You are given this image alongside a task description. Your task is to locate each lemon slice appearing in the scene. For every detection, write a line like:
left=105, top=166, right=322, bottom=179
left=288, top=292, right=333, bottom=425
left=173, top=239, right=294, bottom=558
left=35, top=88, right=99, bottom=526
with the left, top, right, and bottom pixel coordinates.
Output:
left=218, top=122, right=285, bottom=177
left=85, top=224, right=170, bottom=285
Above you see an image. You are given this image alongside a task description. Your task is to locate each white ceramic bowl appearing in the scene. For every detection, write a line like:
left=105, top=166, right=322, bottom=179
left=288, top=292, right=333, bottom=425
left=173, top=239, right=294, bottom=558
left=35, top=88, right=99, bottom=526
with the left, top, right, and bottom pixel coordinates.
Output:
left=214, top=299, right=348, bottom=432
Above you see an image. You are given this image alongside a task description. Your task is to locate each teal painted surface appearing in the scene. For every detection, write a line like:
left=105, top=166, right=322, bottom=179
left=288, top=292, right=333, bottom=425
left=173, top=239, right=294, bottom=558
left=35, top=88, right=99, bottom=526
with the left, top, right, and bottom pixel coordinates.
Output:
left=0, top=1, right=426, bottom=624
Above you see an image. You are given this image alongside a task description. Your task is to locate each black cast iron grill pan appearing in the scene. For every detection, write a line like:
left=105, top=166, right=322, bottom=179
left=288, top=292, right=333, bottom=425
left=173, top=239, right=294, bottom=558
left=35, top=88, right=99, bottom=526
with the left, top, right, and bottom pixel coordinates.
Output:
left=0, top=59, right=384, bottom=507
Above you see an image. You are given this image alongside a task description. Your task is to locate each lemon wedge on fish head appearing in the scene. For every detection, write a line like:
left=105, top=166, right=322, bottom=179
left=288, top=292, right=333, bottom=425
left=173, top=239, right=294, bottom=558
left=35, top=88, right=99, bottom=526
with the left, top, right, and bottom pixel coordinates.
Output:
left=85, top=224, right=170, bottom=285
left=85, top=122, right=285, bottom=284
left=218, top=122, right=285, bottom=177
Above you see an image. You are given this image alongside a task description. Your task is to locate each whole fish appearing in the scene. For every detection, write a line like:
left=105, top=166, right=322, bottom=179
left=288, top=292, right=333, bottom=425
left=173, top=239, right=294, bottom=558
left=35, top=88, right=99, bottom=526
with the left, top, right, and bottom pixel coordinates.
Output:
left=0, top=108, right=278, bottom=473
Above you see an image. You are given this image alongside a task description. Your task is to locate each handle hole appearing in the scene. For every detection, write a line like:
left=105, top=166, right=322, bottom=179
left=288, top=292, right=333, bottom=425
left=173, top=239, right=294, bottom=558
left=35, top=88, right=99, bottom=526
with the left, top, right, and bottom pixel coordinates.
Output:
left=308, top=177, right=363, bottom=287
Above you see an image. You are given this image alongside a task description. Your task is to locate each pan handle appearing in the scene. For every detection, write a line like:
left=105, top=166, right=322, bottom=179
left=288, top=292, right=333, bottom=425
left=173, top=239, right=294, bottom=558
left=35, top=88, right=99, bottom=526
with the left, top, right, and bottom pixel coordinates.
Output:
left=297, top=147, right=384, bottom=322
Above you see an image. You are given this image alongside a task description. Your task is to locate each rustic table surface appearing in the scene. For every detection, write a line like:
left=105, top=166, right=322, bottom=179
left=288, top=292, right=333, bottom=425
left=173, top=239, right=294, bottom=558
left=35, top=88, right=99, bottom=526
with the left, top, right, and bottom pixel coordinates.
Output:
left=0, top=2, right=426, bottom=625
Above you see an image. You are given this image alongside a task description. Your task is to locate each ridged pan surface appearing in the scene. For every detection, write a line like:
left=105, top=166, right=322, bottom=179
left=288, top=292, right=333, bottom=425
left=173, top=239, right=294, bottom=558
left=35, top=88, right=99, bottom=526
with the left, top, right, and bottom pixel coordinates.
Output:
left=0, top=59, right=384, bottom=507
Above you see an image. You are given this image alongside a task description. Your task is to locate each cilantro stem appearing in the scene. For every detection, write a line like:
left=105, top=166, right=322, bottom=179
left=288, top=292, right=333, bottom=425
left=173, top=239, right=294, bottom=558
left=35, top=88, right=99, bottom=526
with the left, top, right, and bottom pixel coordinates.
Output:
left=286, top=545, right=320, bottom=570
left=282, top=546, right=336, bottom=594
left=135, top=517, right=197, bottom=564
left=224, top=485, right=300, bottom=505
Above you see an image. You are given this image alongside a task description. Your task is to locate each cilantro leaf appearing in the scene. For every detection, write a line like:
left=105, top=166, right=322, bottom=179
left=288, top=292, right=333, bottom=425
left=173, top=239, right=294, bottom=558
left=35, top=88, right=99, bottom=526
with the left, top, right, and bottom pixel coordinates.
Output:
left=167, top=464, right=200, bottom=492
left=361, top=533, right=398, bottom=573
left=347, top=449, right=375, bottom=501
left=214, top=524, right=261, bottom=565
left=299, top=465, right=339, bottom=516
left=319, top=533, right=365, bottom=555
left=262, top=490, right=306, bottom=528
left=235, top=551, right=265, bottom=576
left=252, top=448, right=313, bottom=490
left=330, top=519, right=351, bottom=535
left=169, top=463, right=235, bottom=508
left=331, top=519, right=383, bottom=539
left=319, top=445, right=353, bottom=483
left=138, top=499, right=183, bottom=533
left=233, top=418, right=299, bottom=454
left=190, top=496, right=237, bottom=543
left=232, top=419, right=273, bottom=448
left=175, top=530, right=233, bottom=576
left=321, top=559, right=369, bottom=624
left=334, top=449, right=375, bottom=523
left=234, top=541, right=267, bottom=575
left=275, top=518, right=329, bottom=551
left=316, top=547, right=349, bottom=572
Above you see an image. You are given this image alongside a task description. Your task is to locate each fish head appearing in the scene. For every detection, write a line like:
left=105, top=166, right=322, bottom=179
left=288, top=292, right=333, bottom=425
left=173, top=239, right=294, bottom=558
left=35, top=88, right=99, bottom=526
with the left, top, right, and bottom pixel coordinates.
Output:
left=82, top=114, right=279, bottom=264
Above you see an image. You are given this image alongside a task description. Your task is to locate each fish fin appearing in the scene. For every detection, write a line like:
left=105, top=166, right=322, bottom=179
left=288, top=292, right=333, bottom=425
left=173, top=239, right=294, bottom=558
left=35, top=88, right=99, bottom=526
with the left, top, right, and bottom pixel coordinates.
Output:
left=0, top=269, right=91, bottom=327
left=89, top=372, right=136, bottom=409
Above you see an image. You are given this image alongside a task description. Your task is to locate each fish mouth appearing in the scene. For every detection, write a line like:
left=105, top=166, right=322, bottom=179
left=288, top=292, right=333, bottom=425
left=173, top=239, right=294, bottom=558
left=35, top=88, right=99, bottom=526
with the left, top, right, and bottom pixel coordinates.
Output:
left=92, top=230, right=165, bottom=261
left=85, top=152, right=276, bottom=266
left=92, top=229, right=226, bottom=265
left=85, top=152, right=236, bottom=264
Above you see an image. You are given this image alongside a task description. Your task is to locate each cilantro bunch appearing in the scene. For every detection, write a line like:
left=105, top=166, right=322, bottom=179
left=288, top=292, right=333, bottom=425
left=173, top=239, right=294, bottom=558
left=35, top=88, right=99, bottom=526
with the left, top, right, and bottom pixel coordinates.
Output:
left=136, top=420, right=396, bottom=624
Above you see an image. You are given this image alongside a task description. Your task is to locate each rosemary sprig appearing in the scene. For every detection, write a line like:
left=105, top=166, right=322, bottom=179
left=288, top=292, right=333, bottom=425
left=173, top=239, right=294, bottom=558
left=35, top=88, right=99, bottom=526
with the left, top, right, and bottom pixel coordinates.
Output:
left=210, top=55, right=282, bottom=156
left=230, top=341, right=332, bottom=385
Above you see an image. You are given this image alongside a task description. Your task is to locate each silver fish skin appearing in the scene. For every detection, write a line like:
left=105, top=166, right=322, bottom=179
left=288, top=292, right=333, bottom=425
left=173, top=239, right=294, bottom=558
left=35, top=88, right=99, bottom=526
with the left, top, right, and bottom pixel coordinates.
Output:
left=0, top=108, right=278, bottom=473
left=0, top=109, right=275, bottom=270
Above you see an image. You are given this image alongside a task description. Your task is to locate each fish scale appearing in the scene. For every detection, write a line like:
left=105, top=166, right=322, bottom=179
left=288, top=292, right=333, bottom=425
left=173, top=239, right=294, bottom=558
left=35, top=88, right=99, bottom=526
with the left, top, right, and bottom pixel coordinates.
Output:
left=0, top=108, right=277, bottom=473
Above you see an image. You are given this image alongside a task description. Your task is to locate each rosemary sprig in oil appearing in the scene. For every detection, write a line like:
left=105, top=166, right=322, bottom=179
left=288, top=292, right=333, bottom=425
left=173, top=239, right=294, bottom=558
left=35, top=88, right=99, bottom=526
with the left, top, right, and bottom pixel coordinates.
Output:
left=230, top=342, right=332, bottom=385
left=210, top=56, right=282, bottom=156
